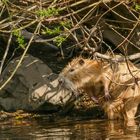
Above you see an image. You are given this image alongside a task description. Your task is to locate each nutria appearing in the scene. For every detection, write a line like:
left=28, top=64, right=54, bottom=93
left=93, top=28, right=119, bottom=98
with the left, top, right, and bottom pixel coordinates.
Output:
left=58, top=57, right=113, bottom=102
left=59, top=57, right=133, bottom=100
left=59, top=56, right=140, bottom=124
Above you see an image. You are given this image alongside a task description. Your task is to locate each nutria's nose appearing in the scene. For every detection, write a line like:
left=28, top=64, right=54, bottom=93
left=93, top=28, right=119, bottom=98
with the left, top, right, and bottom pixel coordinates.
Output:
left=58, top=77, right=64, bottom=84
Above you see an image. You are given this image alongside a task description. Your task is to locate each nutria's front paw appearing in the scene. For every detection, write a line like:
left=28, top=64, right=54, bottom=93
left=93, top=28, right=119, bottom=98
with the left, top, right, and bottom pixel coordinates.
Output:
left=105, top=92, right=111, bottom=100
left=91, top=97, right=99, bottom=104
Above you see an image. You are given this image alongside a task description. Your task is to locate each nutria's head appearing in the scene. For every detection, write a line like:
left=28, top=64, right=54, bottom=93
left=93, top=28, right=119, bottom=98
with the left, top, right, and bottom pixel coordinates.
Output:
left=58, top=57, right=102, bottom=93
left=58, top=58, right=84, bottom=93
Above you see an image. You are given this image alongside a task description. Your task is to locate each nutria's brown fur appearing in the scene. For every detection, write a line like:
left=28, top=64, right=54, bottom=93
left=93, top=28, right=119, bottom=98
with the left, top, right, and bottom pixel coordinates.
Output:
left=59, top=56, right=140, bottom=125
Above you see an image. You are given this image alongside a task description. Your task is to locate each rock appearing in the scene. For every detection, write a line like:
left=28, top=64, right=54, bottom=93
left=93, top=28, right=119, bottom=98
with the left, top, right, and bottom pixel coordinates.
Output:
left=0, top=55, right=73, bottom=112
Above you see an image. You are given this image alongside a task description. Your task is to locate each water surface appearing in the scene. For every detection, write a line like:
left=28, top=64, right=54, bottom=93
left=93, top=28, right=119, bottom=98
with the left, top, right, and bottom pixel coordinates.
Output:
left=0, top=117, right=140, bottom=140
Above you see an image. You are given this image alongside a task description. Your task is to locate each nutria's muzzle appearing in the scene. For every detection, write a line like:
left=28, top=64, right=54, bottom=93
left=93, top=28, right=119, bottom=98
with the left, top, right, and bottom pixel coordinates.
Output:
left=58, top=75, right=79, bottom=94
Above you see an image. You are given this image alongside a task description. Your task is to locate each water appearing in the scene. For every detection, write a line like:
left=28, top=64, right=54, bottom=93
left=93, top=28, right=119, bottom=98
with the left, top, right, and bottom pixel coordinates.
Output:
left=0, top=117, right=140, bottom=140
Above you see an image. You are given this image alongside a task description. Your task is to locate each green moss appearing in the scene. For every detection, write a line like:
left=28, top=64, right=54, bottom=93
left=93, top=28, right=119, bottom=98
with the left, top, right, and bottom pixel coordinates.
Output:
left=60, top=20, right=72, bottom=29
left=135, top=3, right=140, bottom=11
left=42, top=26, right=61, bottom=35
left=36, top=7, right=60, bottom=17
left=12, top=29, right=26, bottom=49
left=54, top=35, right=67, bottom=47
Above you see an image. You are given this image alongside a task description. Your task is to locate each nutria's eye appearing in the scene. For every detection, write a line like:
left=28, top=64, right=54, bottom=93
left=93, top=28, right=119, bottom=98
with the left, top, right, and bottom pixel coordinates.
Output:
left=78, top=59, right=84, bottom=65
left=69, top=68, right=74, bottom=72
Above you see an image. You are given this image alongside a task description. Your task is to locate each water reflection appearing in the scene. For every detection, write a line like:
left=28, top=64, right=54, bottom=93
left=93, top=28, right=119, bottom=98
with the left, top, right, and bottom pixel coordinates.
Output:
left=0, top=118, right=140, bottom=140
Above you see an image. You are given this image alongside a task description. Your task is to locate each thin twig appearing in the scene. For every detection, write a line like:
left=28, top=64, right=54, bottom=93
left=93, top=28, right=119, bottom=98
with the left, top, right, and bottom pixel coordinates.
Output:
left=0, top=33, right=12, bottom=75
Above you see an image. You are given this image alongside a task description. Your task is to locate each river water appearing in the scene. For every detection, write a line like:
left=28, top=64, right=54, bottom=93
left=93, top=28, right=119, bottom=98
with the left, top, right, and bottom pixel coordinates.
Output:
left=0, top=116, right=140, bottom=140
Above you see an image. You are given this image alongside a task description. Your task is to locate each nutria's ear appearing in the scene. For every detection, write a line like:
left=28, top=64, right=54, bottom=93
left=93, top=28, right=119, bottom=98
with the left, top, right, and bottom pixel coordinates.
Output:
left=78, top=59, right=84, bottom=65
